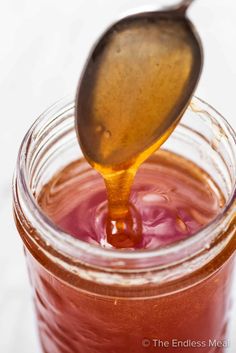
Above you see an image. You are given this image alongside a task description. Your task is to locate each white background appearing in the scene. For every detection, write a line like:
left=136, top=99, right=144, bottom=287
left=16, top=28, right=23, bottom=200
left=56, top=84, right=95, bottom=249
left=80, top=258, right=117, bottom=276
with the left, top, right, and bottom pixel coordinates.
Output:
left=0, top=0, right=236, bottom=352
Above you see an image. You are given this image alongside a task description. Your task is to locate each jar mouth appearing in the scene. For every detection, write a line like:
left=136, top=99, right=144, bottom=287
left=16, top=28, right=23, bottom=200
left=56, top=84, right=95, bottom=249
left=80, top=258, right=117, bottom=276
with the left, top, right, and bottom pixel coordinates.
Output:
left=13, top=96, right=236, bottom=269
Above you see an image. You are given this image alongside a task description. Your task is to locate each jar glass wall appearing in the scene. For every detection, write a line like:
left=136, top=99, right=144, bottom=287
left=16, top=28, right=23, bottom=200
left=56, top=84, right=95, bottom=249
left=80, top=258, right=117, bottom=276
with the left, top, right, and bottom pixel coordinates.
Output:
left=13, top=97, right=236, bottom=353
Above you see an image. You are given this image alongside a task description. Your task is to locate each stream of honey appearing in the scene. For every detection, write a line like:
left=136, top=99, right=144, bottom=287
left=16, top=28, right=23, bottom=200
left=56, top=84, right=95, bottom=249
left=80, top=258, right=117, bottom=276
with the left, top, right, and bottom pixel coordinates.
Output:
left=75, top=16, right=201, bottom=248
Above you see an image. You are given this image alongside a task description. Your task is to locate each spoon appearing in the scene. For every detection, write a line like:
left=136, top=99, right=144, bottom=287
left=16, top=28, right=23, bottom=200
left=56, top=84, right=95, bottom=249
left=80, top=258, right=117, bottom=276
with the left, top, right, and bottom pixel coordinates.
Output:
left=75, top=0, right=202, bottom=170
left=75, top=0, right=203, bottom=248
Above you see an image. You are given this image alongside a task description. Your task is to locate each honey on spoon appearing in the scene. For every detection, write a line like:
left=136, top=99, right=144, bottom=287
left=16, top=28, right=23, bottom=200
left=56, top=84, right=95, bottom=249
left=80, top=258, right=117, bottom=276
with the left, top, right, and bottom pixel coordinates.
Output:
left=75, top=0, right=203, bottom=248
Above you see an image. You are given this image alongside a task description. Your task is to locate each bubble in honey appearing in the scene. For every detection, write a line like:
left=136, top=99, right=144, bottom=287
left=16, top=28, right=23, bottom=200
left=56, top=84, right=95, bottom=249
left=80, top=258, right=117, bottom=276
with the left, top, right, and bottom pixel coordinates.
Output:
left=104, top=130, right=111, bottom=138
left=95, top=124, right=103, bottom=133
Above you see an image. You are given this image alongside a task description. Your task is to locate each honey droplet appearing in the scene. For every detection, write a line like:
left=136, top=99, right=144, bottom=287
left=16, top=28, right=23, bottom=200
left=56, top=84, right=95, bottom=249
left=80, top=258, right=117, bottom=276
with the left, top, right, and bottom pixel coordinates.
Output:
left=106, top=204, right=142, bottom=248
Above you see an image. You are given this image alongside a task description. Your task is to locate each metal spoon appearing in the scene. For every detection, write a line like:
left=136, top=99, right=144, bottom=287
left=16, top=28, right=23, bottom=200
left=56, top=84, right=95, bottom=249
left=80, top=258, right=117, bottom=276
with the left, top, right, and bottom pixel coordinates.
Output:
left=75, top=0, right=203, bottom=171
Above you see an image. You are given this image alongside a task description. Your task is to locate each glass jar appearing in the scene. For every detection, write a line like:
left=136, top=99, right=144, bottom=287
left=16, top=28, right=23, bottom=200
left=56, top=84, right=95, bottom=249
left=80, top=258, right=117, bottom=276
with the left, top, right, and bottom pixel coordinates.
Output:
left=13, top=97, right=236, bottom=353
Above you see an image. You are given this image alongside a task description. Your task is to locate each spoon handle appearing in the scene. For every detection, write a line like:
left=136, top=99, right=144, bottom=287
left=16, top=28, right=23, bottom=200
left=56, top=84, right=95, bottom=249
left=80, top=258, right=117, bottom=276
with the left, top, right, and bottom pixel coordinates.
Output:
left=178, top=0, right=196, bottom=12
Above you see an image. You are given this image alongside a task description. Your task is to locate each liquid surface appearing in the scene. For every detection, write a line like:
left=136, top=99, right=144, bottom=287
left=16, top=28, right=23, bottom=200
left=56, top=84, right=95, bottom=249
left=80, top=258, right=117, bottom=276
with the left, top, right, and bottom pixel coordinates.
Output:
left=75, top=14, right=202, bottom=247
left=38, top=151, right=222, bottom=250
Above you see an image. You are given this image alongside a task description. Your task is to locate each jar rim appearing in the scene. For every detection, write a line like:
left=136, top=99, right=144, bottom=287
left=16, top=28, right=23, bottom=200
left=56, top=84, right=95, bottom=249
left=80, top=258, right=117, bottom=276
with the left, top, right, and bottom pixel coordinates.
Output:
left=13, top=96, right=236, bottom=268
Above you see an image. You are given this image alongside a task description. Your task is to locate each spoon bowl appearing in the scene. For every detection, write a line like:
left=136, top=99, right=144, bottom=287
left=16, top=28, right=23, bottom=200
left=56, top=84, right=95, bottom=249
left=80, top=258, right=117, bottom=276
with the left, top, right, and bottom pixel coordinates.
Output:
left=75, top=1, right=203, bottom=171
